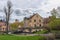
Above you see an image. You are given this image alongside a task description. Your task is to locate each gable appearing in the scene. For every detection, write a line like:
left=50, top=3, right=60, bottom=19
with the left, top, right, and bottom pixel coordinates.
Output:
left=24, top=13, right=43, bottom=21
left=31, top=13, right=42, bottom=20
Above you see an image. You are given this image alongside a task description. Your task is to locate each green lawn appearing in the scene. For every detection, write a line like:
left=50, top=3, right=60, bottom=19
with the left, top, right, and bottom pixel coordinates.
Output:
left=0, top=34, right=46, bottom=40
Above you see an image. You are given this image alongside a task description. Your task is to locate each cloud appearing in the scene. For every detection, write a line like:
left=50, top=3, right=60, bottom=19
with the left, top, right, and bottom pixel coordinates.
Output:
left=0, top=0, right=60, bottom=22
left=39, top=0, right=60, bottom=12
left=11, top=0, right=46, bottom=9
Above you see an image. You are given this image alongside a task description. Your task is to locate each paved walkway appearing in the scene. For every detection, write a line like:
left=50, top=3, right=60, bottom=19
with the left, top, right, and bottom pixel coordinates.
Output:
left=12, top=33, right=54, bottom=37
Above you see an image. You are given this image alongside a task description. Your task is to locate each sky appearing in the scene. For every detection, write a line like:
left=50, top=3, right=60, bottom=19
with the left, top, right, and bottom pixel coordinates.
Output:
left=0, top=0, right=60, bottom=22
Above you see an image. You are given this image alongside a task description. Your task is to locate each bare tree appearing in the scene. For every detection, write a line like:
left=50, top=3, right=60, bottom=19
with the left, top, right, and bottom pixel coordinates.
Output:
left=4, top=1, right=13, bottom=34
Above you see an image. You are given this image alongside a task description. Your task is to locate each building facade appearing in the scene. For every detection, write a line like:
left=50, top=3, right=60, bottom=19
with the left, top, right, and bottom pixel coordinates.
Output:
left=23, top=13, right=43, bottom=32
left=43, top=16, right=51, bottom=27
left=0, top=20, right=6, bottom=32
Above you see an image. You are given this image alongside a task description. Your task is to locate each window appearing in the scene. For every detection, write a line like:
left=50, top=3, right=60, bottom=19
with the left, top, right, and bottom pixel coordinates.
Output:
left=0, top=26, right=1, bottom=31
left=3, top=28, right=4, bottom=31
left=34, top=24, right=36, bottom=27
left=39, top=24, right=41, bottom=26
left=29, top=20, right=31, bottom=22
left=34, top=20, right=36, bottom=22
left=39, top=20, right=41, bottom=22
left=0, top=27, right=1, bottom=31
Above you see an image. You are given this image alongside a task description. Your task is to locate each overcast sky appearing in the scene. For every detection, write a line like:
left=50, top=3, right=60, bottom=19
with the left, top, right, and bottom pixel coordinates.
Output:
left=0, top=0, right=60, bottom=22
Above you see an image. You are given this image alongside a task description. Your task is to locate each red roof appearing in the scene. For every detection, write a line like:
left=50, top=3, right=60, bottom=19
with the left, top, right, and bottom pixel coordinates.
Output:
left=43, top=18, right=50, bottom=24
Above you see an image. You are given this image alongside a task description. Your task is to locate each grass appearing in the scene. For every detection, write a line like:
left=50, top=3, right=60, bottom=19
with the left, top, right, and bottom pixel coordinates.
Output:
left=0, top=34, right=46, bottom=40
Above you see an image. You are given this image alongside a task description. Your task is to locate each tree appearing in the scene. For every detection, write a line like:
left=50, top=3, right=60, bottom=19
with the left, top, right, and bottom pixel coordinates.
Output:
left=51, top=8, right=57, bottom=17
left=48, top=19, right=60, bottom=30
left=19, top=21, right=24, bottom=27
left=48, top=8, right=60, bottom=30
left=4, top=1, right=13, bottom=34
left=28, top=28, right=32, bottom=33
left=51, top=8, right=60, bottom=18
left=10, top=23, right=19, bottom=31
left=56, top=7, right=60, bottom=17
left=10, top=21, right=24, bottom=31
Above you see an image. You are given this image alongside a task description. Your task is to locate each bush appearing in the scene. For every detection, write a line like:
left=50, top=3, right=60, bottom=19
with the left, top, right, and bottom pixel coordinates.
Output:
left=34, top=30, right=49, bottom=34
